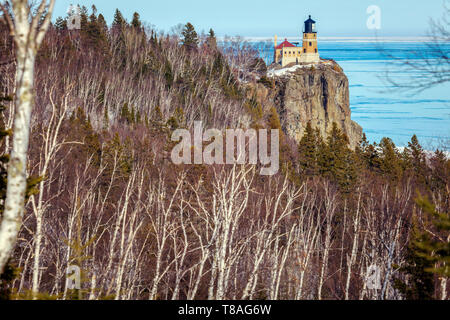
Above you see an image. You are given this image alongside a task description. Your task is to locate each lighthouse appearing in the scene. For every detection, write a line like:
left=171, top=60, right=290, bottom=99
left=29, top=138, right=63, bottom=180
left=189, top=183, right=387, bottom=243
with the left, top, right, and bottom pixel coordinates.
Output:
left=301, top=15, right=320, bottom=63
left=273, top=15, right=320, bottom=66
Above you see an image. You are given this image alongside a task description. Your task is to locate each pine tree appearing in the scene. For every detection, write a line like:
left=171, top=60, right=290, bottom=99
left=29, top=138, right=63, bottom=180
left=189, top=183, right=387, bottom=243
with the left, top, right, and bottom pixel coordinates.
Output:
left=89, top=5, right=97, bottom=24
left=267, top=107, right=281, bottom=130
left=212, top=52, right=225, bottom=75
left=182, top=22, right=199, bottom=50
left=319, top=123, right=357, bottom=192
left=67, top=108, right=102, bottom=168
left=83, top=6, right=102, bottom=49
left=131, top=12, right=142, bottom=30
left=207, top=28, right=217, bottom=49
left=153, top=105, right=164, bottom=124
left=379, top=137, right=403, bottom=182
left=120, top=103, right=132, bottom=124
left=130, top=106, right=136, bottom=124
left=79, top=5, right=89, bottom=30
left=112, top=9, right=126, bottom=30
left=164, top=60, right=174, bottom=88
left=103, top=106, right=109, bottom=131
left=96, top=13, right=110, bottom=51
left=415, top=197, right=450, bottom=278
left=102, top=133, right=133, bottom=181
left=429, top=149, right=450, bottom=197
left=357, top=133, right=381, bottom=171
left=111, top=9, right=128, bottom=68
left=394, top=216, right=435, bottom=300
left=405, top=135, right=428, bottom=185
left=298, top=122, right=322, bottom=176
left=54, top=16, right=67, bottom=31
left=97, top=14, right=108, bottom=34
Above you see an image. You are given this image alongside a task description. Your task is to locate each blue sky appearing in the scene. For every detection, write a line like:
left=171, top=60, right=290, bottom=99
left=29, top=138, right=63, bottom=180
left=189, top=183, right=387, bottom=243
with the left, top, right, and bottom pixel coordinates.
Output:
left=54, top=0, right=447, bottom=37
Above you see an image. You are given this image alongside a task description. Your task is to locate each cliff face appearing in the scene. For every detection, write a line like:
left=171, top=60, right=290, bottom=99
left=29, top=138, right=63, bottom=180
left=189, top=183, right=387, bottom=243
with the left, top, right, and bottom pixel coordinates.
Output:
left=267, top=61, right=363, bottom=149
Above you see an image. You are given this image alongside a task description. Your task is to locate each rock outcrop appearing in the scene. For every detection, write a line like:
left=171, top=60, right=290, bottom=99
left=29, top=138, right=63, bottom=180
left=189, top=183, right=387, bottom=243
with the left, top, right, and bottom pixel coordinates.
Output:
left=267, top=61, right=363, bottom=149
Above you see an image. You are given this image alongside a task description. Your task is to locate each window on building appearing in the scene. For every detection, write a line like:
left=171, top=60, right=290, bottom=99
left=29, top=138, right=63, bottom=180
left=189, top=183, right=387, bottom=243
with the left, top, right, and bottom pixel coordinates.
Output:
left=309, top=42, right=312, bottom=46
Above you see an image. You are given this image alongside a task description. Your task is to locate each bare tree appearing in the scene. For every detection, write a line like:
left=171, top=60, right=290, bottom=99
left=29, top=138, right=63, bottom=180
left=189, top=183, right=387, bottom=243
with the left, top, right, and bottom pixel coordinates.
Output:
left=0, top=0, right=55, bottom=275
left=317, top=182, right=337, bottom=300
left=382, top=0, right=450, bottom=93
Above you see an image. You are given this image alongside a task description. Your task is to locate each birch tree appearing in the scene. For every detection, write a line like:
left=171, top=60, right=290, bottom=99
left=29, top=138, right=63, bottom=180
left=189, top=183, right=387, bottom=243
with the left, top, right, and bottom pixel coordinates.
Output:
left=0, top=0, right=56, bottom=275
left=30, top=84, right=74, bottom=298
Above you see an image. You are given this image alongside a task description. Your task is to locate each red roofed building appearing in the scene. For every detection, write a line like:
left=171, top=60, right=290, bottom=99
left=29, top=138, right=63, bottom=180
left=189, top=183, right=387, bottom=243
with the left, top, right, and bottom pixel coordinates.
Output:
left=275, top=39, right=296, bottom=50
left=274, top=15, right=320, bottom=67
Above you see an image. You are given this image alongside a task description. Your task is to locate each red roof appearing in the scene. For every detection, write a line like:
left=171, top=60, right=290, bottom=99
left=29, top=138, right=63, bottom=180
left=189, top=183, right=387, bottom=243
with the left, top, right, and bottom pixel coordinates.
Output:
left=275, top=39, right=295, bottom=49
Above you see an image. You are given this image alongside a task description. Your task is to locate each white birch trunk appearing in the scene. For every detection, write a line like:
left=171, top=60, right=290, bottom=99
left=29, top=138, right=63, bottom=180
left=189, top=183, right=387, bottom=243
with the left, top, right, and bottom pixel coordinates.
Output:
left=0, top=0, right=55, bottom=275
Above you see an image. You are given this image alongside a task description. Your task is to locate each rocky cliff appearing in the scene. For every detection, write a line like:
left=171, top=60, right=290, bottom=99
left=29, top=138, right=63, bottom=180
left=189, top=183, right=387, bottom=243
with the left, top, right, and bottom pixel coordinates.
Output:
left=266, top=61, right=363, bottom=149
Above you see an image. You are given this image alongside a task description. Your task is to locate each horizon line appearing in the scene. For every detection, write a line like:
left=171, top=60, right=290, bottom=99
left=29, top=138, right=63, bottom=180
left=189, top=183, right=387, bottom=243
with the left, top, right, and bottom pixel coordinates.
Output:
left=218, top=36, right=449, bottom=43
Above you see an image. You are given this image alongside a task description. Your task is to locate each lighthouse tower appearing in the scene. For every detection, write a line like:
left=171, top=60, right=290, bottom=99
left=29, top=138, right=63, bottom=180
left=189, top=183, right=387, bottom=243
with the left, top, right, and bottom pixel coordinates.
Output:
left=300, top=15, right=320, bottom=63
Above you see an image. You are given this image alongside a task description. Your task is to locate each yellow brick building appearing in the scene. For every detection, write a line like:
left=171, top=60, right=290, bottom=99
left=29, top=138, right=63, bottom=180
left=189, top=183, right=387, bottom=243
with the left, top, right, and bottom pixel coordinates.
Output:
left=274, top=15, right=320, bottom=67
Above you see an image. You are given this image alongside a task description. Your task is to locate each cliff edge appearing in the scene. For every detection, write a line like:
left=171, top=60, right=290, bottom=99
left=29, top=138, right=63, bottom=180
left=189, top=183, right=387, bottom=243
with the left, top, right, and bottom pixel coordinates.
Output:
left=266, top=60, right=363, bottom=149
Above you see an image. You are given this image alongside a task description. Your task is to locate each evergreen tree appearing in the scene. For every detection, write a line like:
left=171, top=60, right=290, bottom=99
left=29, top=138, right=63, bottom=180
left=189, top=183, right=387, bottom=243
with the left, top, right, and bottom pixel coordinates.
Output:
left=267, top=106, right=281, bottom=130
left=249, top=57, right=267, bottom=77
left=81, top=5, right=109, bottom=56
left=429, top=149, right=450, bottom=197
left=120, top=103, right=133, bottom=124
left=357, top=133, right=381, bottom=171
left=394, top=216, right=435, bottom=300
left=164, top=60, right=174, bottom=88
left=54, top=16, right=67, bottom=31
left=244, top=95, right=263, bottom=122
left=131, top=12, right=142, bottom=30
left=111, top=9, right=128, bottom=67
left=298, top=122, right=322, bottom=176
left=319, top=123, right=357, bottom=192
left=103, top=106, right=109, bottom=131
left=67, top=107, right=102, bottom=168
left=207, top=28, right=217, bottom=49
left=405, top=135, right=428, bottom=185
left=102, top=133, right=133, bottom=181
left=79, top=5, right=89, bottom=30
left=112, top=9, right=126, bottom=30
left=415, top=197, right=450, bottom=278
left=182, top=22, right=199, bottom=50
left=97, top=14, right=108, bottom=34
left=83, top=7, right=99, bottom=46
left=89, top=5, right=98, bottom=24
left=150, top=30, right=158, bottom=46
left=379, top=137, right=403, bottom=182
left=212, top=52, right=225, bottom=75
left=153, top=105, right=164, bottom=125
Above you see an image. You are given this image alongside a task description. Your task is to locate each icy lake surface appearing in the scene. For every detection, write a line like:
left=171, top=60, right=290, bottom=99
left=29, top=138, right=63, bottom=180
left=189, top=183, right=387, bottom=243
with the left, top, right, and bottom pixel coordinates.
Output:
left=257, top=41, right=450, bottom=148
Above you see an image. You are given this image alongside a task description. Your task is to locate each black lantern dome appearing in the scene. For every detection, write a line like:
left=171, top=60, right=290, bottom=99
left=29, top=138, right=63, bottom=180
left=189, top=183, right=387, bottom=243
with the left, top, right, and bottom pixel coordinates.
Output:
left=304, top=15, right=316, bottom=33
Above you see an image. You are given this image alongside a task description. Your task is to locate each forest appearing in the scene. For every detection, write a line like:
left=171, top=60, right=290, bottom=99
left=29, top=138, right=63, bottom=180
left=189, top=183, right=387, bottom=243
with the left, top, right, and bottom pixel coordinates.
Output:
left=0, top=3, right=448, bottom=300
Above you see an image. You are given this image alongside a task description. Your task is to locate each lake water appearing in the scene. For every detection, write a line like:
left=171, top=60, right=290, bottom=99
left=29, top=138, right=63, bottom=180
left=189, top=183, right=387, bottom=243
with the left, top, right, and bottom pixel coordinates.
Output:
left=257, top=41, right=450, bottom=149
